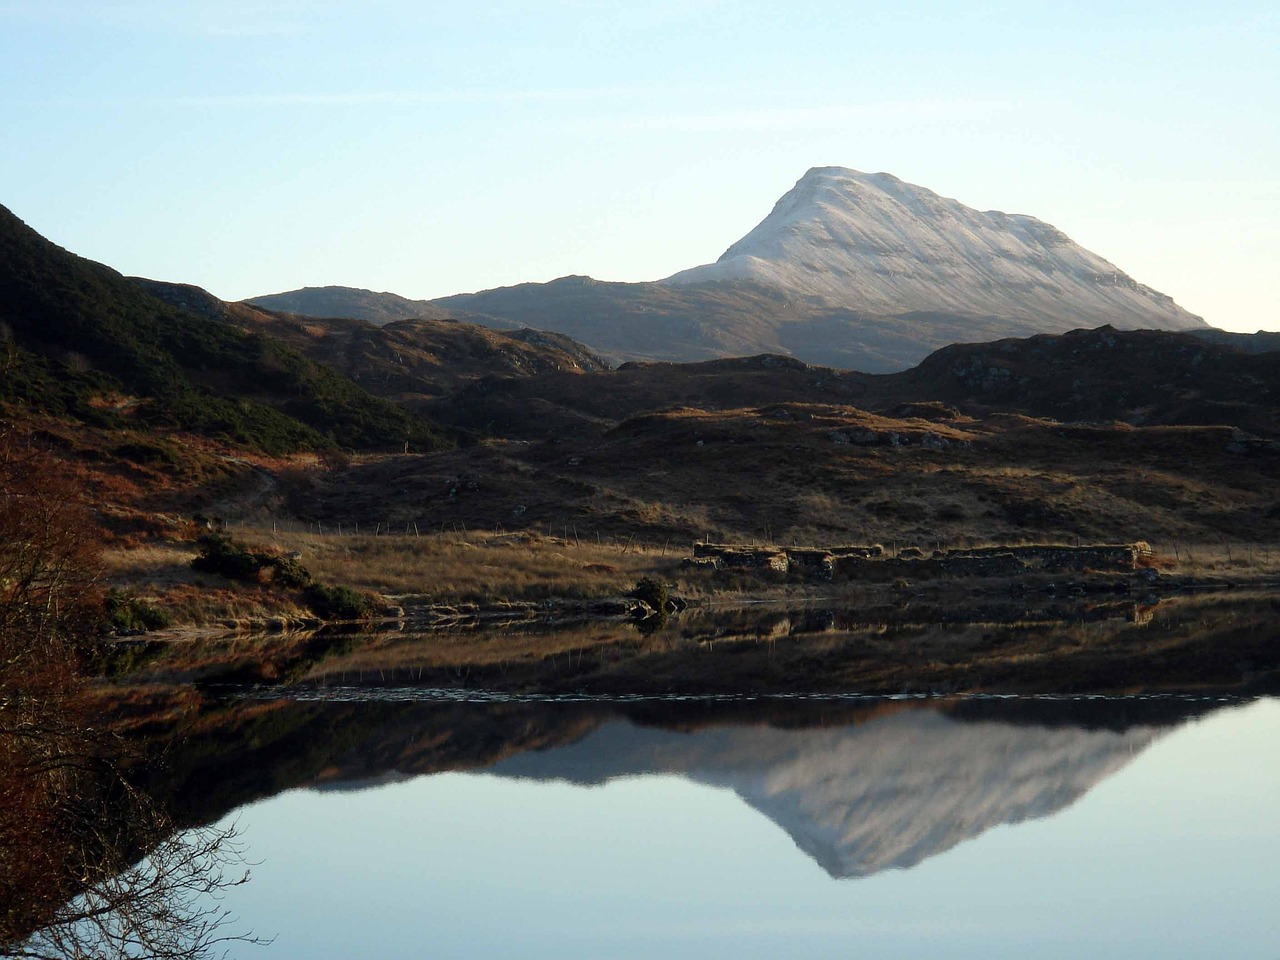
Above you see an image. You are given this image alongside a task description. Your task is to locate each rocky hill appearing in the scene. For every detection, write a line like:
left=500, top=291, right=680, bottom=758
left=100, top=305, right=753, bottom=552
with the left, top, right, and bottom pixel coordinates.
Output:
left=429, top=325, right=1278, bottom=442
left=886, top=325, right=1279, bottom=437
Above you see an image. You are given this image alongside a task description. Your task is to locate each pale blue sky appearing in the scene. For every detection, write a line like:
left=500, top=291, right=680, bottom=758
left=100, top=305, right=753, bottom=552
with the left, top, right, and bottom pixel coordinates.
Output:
left=2, top=1, right=1276, bottom=332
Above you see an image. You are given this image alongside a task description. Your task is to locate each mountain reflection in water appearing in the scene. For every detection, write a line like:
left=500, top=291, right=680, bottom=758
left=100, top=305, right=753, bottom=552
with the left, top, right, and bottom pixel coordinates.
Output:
left=118, top=693, right=1280, bottom=959
left=159, top=694, right=1229, bottom=881
left=483, top=705, right=1163, bottom=877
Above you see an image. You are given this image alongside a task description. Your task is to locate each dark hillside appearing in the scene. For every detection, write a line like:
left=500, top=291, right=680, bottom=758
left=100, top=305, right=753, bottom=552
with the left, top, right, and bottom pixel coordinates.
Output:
left=432, top=354, right=873, bottom=440
left=887, top=326, right=1279, bottom=437
left=139, top=279, right=610, bottom=406
left=0, top=206, right=445, bottom=453
left=1189, top=329, right=1280, bottom=355
left=429, top=326, right=1280, bottom=444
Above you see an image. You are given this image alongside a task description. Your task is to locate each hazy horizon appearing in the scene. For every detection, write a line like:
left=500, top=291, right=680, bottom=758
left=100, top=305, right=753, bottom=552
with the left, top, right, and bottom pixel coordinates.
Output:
left=2, top=2, right=1275, bottom=333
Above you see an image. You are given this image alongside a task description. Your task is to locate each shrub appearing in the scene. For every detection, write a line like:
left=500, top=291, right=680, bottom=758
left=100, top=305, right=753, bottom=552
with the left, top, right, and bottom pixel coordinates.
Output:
left=268, top=554, right=313, bottom=589
left=302, top=583, right=375, bottom=621
left=629, top=576, right=668, bottom=612
left=190, top=533, right=313, bottom=587
left=112, top=441, right=180, bottom=469
left=103, top=588, right=173, bottom=633
left=1, top=431, right=106, bottom=684
left=190, top=533, right=261, bottom=582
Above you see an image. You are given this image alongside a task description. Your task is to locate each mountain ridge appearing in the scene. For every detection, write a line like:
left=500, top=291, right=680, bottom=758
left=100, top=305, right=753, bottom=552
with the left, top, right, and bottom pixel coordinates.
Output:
left=248, top=166, right=1208, bottom=371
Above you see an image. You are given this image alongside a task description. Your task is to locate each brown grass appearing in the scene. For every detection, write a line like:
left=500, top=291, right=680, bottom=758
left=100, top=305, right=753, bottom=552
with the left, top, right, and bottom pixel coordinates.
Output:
left=232, top=526, right=686, bottom=602
left=1156, top=542, right=1280, bottom=577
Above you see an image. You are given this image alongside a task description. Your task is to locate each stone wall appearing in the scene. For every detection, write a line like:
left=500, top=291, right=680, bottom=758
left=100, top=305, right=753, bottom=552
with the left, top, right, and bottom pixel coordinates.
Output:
left=686, top=540, right=1151, bottom=581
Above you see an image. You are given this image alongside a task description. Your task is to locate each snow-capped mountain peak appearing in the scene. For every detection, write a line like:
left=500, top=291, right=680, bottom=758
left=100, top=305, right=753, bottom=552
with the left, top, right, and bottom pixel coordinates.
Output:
left=665, top=166, right=1203, bottom=331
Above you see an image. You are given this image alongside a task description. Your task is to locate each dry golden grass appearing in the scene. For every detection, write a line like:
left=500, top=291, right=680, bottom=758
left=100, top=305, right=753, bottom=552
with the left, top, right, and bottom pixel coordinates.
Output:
left=100, top=542, right=199, bottom=591
left=233, top=525, right=686, bottom=602
left=99, top=541, right=313, bottom=623
left=1155, top=542, right=1280, bottom=577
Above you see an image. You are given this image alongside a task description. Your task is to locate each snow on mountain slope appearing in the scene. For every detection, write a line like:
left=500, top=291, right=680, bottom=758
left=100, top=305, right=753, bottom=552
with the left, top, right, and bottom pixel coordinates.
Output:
left=665, top=167, right=1204, bottom=331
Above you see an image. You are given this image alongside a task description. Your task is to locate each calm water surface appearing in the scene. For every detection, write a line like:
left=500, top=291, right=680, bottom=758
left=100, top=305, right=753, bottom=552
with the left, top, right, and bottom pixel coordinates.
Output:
left=201, top=694, right=1280, bottom=958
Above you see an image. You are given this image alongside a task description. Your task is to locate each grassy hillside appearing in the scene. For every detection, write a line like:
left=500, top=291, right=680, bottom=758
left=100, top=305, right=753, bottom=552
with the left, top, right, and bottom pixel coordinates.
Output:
left=0, top=205, right=446, bottom=453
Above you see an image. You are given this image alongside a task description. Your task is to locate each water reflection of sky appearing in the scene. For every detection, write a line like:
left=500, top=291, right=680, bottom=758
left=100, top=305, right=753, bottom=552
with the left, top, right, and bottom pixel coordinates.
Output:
left=213, top=698, right=1280, bottom=959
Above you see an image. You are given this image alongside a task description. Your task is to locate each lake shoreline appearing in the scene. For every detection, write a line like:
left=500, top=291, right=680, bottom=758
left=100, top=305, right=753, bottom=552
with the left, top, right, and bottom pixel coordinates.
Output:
left=111, top=588, right=1280, bottom=700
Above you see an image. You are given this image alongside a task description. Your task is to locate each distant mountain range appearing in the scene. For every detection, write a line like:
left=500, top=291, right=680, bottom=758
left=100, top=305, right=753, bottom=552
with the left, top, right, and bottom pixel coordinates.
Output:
left=249, top=167, right=1207, bottom=371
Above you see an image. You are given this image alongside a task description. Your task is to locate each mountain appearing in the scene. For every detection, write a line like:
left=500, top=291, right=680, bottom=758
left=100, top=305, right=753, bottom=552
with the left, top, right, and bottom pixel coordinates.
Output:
left=666, top=166, right=1205, bottom=331
left=487, top=711, right=1163, bottom=878
left=0, top=204, right=445, bottom=453
left=253, top=167, right=1207, bottom=372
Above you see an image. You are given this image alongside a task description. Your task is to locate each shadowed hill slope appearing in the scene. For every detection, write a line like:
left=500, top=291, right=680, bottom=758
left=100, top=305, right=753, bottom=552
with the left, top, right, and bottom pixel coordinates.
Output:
left=428, top=326, right=1278, bottom=442
left=0, top=205, right=445, bottom=453
left=138, top=279, right=609, bottom=406
left=886, top=326, right=1279, bottom=437
left=430, top=275, right=1081, bottom=371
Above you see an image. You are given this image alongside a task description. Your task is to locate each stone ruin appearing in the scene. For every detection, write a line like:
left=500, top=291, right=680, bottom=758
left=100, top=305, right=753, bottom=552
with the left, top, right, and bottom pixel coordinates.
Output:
left=686, top=541, right=1151, bottom=582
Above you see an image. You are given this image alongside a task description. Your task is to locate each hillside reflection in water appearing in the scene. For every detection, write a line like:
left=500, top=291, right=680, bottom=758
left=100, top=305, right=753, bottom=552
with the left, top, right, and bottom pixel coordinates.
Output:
left=186, top=694, right=1280, bottom=959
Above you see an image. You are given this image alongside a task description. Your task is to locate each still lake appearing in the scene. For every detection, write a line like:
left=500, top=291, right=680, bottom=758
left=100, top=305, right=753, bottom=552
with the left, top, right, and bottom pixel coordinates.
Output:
left=199, top=692, right=1280, bottom=958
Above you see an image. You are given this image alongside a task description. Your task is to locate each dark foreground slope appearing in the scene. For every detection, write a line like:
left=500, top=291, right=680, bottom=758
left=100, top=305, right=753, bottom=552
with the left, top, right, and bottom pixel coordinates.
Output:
left=0, top=205, right=444, bottom=453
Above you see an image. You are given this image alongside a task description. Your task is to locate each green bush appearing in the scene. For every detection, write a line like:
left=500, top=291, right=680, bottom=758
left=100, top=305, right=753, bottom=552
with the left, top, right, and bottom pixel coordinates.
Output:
left=629, top=576, right=669, bottom=612
left=103, top=588, right=173, bottom=633
left=112, top=440, right=181, bottom=468
left=269, top=553, right=314, bottom=589
left=189, top=533, right=314, bottom=587
left=303, top=583, right=375, bottom=621
left=190, top=533, right=264, bottom=582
